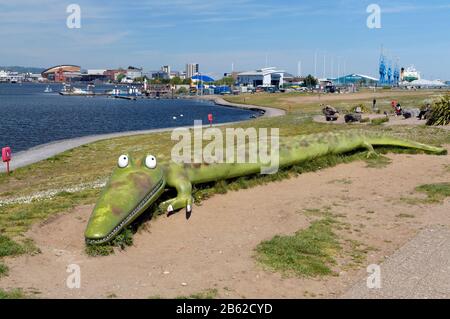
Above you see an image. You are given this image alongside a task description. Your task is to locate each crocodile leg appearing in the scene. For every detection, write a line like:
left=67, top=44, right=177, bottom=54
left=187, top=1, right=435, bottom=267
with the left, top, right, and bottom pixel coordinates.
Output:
left=362, top=141, right=379, bottom=158
left=159, top=176, right=193, bottom=216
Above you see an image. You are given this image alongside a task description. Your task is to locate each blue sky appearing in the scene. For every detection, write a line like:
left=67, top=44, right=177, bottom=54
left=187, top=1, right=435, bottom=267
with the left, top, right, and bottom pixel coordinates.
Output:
left=1, top=0, right=449, bottom=79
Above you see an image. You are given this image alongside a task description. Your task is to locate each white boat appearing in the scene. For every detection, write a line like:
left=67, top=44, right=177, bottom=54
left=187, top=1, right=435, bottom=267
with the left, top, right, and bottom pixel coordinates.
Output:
left=401, top=66, right=421, bottom=82
left=59, top=84, right=90, bottom=96
left=44, top=85, right=53, bottom=93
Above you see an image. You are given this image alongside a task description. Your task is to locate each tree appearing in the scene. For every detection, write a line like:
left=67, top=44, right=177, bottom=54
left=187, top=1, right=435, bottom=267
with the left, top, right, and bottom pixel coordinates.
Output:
left=303, top=74, right=318, bottom=88
left=170, top=76, right=182, bottom=85
left=182, top=78, right=192, bottom=85
left=133, top=76, right=148, bottom=83
left=176, top=87, right=188, bottom=95
left=215, top=76, right=234, bottom=86
left=116, top=73, right=126, bottom=83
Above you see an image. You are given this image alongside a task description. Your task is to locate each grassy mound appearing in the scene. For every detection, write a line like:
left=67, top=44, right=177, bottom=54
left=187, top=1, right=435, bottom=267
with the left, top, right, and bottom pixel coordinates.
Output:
left=255, top=217, right=340, bottom=277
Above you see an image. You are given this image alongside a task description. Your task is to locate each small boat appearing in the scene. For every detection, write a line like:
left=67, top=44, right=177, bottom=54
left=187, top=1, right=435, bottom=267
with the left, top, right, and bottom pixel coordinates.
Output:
left=44, top=85, right=53, bottom=93
left=59, top=84, right=90, bottom=96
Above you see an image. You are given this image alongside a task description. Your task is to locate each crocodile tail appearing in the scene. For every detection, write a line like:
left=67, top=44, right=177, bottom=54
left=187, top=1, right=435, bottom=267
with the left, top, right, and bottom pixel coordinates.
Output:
left=367, top=134, right=447, bottom=155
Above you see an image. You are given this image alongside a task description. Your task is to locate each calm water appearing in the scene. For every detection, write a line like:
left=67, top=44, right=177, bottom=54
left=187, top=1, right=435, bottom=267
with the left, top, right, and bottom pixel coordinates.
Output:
left=0, top=83, right=257, bottom=153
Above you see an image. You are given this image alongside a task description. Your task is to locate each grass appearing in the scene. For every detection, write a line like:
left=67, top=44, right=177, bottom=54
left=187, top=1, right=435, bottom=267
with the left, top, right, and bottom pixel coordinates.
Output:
left=0, top=235, right=26, bottom=257
left=364, top=154, right=392, bottom=168
left=85, top=227, right=134, bottom=257
left=224, top=90, right=444, bottom=114
left=0, top=90, right=448, bottom=258
left=396, top=213, right=415, bottom=218
left=0, top=288, right=26, bottom=299
left=416, top=183, right=450, bottom=203
left=148, top=289, right=219, bottom=299
left=257, top=206, right=374, bottom=276
left=255, top=217, right=341, bottom=277
left=0, top=188, right=100, bottom=239
left=176, top=289, right=219, bottom=300
left=0, top=262, right=8, bottom=278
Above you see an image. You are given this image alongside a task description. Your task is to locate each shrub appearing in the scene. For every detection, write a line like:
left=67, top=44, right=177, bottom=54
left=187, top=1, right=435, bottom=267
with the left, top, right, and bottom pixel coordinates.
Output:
left=426, top=95, right=450, bottom=126
left=371, top=117, right=389, bottom=125
left=350, top=103, right=371, bottom=113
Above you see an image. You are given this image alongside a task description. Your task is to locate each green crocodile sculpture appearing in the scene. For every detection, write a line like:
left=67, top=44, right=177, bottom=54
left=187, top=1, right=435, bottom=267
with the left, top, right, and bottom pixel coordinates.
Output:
left=85, top=130, right=446, bottom=244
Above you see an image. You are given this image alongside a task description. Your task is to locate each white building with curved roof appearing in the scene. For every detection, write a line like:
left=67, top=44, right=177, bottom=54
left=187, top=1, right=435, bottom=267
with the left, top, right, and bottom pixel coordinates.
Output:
left=237, top=67, right=286, bottom=88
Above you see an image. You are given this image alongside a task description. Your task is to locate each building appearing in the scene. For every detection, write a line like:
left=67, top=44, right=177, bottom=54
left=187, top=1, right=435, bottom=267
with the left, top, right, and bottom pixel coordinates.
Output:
left=237, top=67, right=287, bottom=88
left=191, top=74, right=215, bottom=85
left=399, top=79, right=447, bottom=89
left=87, top=69, right=107, bottom=76
left=25, top=73, right=45, bottom=82
left=104, top=69, right=126, bottom=82
left=186, top=63, right=199, bottom=79
left=161, top=65, right=171, bottom=75
left=0, top=70, right=9, bottom=82
left=126, top=67, right=143, bottom=80
left=170, top=71, right=181, bottom=79
left=41, top=65, right=81, bottom=82
left=331, top=74, right=379, bottom=86
left=143, top=70, right=171, bottom=80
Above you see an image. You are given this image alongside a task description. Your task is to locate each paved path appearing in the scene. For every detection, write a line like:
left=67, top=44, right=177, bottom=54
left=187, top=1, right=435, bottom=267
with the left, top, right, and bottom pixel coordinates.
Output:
left=205, top=96, right=286, bottom=117
left=1, top=97, right=285, bottom=173
left=343, top=226, right=450, bottom=299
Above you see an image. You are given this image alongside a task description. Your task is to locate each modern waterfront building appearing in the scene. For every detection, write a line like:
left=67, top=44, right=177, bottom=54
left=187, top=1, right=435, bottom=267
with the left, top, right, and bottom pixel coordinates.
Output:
left=237, top=67, right=287, bottom=88
left=399, top=79, right=447, bottom=89
left=41, top=65, right=81, bottom=82
left=191, top=74, right=215, bottom=83
left=186, top=63, right=199, bottom=79
left=126, top=67, right=143, bottom=80
left=331, top=73, right=379, bottom=86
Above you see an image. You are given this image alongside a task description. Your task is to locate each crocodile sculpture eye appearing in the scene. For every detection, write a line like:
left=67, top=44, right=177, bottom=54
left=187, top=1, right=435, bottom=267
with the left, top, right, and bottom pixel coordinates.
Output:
left=145, top=155, right=157, bottom=169
left=118, top=155, right=129, bottom=168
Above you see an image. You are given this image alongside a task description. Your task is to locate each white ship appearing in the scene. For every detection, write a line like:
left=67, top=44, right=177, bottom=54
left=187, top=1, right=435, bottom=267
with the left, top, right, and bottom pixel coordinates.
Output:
left=401, top=66, right=421, bottom=82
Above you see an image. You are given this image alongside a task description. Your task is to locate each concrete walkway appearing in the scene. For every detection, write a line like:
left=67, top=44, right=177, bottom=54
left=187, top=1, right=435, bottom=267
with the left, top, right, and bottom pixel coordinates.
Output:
left=1, top=97, right=285, bottom=173
left=205, top=96, right=286, bottom=118
left=343, top=226, right=450, bottom=299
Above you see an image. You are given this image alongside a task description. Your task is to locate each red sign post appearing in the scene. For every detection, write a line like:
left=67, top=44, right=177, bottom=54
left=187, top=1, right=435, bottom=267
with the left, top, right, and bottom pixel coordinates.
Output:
left=2, top=146, right=12, bottom=175
left=208, top=113, right=213, bottom=127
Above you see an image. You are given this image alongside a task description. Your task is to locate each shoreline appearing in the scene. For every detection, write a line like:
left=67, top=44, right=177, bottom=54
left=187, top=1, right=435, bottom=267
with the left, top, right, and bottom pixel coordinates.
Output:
left=196, top=95, right=286, bottom=118
left=1, top=96, right=285, bottom=172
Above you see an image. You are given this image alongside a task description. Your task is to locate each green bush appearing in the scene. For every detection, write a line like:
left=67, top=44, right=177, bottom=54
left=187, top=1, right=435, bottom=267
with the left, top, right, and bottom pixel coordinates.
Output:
left=350, top=103, right=371, bottom=113
left=371, top=117, right=389, bottom=125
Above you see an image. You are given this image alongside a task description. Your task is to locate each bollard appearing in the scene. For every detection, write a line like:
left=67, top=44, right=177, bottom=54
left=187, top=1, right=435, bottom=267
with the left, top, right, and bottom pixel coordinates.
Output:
left=2, top=146, right=12, bottom=175
left=208, top=113, right=213, bottom=127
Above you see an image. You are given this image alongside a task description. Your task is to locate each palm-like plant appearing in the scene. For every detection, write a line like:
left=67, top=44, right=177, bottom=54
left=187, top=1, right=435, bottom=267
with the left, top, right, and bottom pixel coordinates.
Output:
left=426, top=95, right=450, bottom=126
